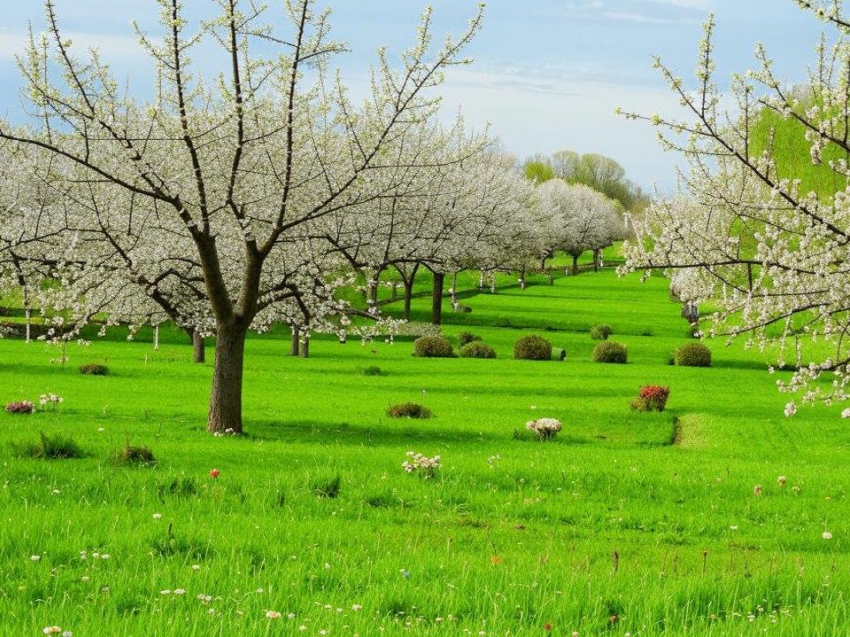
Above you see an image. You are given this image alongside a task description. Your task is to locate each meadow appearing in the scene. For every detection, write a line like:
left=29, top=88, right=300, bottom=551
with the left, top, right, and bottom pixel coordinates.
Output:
left=1, top=258, right=849, bottom=636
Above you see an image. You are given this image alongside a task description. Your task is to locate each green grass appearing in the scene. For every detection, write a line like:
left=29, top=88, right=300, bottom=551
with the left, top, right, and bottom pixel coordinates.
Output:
left=1, top=263, right=849, bottom=636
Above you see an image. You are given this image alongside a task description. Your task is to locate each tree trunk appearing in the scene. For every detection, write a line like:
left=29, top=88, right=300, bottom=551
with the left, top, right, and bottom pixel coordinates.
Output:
left=431, top=271, right=445, bottom=325
left=572, top=254, right=579, bottom=276
left=547, top=269, right=554, bottom=285
left=450, top=271, right=458, bottom=307
left=519, top=266, right=526, bottom=290
left=593, top=249, right=600, bottom=272
left=400, top=262, right=419, bottom=321
left=479, top=270, right=485, bottom=289
left=299, top=336, right=310, bottom=358
left=154, top=325, right=160, bottom=351
left=402, top=281, right=413, bottom=321
left=21, top=285, right=31, bottom=344
left=207, top=324, right=247, bottom=434
left=290, top=325, right=300, bottom=356
left=187, top=329, right=206, bottom=363
left=490, top=272, right=496, bottom=294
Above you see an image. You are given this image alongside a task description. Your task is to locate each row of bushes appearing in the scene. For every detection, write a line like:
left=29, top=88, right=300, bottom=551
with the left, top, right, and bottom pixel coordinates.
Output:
left=414, top=333, right=497, bottom=359
left=414, top=334, right=712, bottom=367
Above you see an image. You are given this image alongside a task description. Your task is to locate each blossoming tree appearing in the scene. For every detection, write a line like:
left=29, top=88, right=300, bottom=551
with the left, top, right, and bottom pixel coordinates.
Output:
left=536, top=180, right=622, bottom=275
left=620, top=3, right=850, bottom=411
left=3, top=0, right=485, bottom=433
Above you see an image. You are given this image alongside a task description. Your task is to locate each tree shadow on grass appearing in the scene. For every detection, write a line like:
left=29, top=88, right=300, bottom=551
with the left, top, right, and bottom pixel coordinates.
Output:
left=709, top=359, right=777, bottom=372
left=247, top=418, right=600, bottom=447
left=245, top=417, right=673, bottom=449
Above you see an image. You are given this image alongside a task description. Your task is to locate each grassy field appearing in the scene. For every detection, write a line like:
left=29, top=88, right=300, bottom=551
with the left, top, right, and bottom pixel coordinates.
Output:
left=1, top=260, right=849, bottom=636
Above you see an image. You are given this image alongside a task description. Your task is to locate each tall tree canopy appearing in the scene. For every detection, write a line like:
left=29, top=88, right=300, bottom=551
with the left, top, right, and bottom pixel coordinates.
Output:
left=0, top=0, right=485, bottom=434
left=522, top=150, right=646, bottom=211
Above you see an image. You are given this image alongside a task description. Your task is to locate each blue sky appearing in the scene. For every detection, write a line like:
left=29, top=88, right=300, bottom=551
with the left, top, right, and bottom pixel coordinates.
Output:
left=0, top=1, right=827, bottom=191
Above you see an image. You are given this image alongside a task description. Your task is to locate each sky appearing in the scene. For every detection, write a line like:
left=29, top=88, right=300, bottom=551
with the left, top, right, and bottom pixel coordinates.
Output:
left=0, top=0, right=829, bottom=192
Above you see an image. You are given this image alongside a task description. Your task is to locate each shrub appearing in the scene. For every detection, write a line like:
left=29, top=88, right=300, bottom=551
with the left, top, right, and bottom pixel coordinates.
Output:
left=458, top=332, right=482, bottom=347
left=5, top=400, right=34, bottom=415
left=79, top=363, right=109, bottom=376
left=593, top=341, right=628, bottom=364
left=387, top=403, right=432, bottom=419
left=526, top=418, right=562, bottom=441
left=674, top=343, right=712, bottom=367
left=413, top=336, right=455, bottom=358
left=111, top=443, right=157, bottom=466
left=460, top=342, right=496, bottom=359
left=361, top=365, right=383, bottom=376
left=630, top=386, right=670, bottom=412
left=13, top=432, right=84, bottom=459
left=590, top=324, right=613, bottom=341
left=514, top=335, right=552, bottom=361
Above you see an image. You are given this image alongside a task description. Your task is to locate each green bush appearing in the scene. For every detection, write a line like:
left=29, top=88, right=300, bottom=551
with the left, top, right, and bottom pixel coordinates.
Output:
left=79, top=363, right=109, bottom=376
left=674, top=343, right=712, bottom=367
left=514, top=335, right=552, bottom=361
left=387, top=403, right=432, bottom=419
left=413, top=336, right=455, bottom=358
left=360, top=365, right=383, bottom=376
left=460, top=342, right=496, bottom=359
left=590, top=324, right=613, bottom=341
left=458, top=332, right=482, bottom=347
left=12, top=432, right=85, bottom=459
left=593, top=341, right=628, bottom=364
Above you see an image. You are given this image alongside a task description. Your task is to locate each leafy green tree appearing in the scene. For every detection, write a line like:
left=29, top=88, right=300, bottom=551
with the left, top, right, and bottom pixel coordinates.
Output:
left=523, top=157, right=555, bottom=183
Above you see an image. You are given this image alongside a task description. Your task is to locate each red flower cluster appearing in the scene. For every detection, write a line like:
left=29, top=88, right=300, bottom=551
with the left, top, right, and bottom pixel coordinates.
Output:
left=4, top=401, right=34, bottom=415
left=631, top=386, right=670, bottom=412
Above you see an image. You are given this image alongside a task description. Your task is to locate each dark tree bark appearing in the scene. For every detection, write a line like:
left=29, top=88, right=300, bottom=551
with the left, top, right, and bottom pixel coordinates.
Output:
left=571, top=254, right=580, bottom=275
left=290, top=326, right=300, bottom=356
left=299, top=337, right=310, bottom=358
left=593, top=249, right=600, bottom=272
left=398, top=262, right=420, bottom=321
left=192, top=329, right=206, bottom=363
left=402, top=282, right=413, bottom=320
left=431, top=271, right=445, bottom=325
left=208, top=324, right=247, bottom=434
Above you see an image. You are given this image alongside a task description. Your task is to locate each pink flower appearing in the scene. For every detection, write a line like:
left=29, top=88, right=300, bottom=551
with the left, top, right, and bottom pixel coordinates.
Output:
left=209, top=468, right=220, bottom=479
